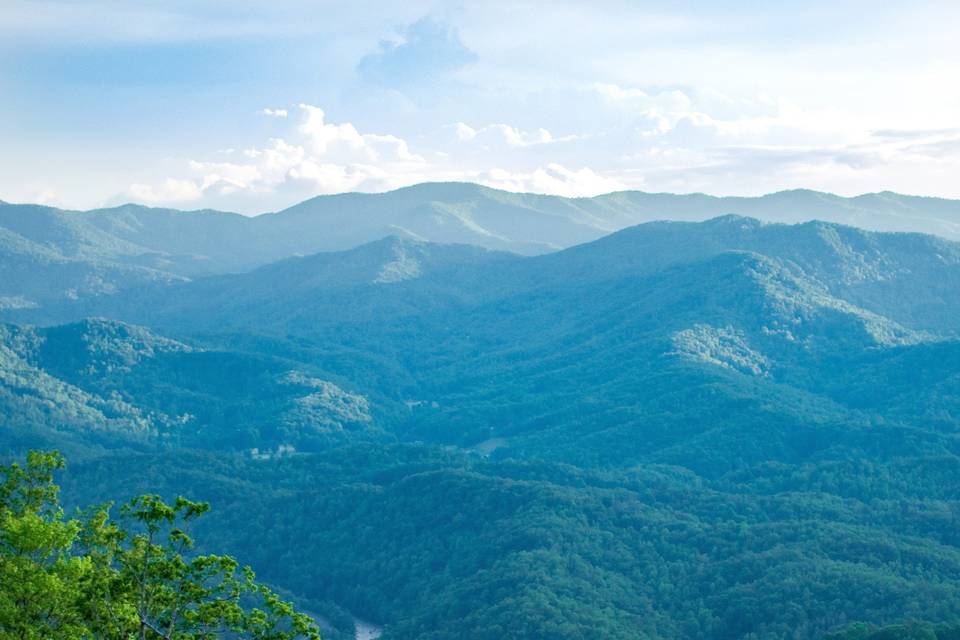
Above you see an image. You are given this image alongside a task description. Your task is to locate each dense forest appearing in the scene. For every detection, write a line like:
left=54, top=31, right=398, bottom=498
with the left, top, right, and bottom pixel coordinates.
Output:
left=6, top=448, right=960, bottom=640
left=6, top=444, right=960, bottom=640
left=0, top=451, right=319, bottom=639
left=3, top=213, right=960, bottom=638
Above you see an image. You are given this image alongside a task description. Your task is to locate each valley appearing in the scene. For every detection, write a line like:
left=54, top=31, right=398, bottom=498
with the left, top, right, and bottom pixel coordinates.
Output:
left=4, top=200, right=960, bottom=638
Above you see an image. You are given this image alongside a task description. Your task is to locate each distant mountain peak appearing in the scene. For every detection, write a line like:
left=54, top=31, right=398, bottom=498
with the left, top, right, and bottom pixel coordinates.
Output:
left=702, top=214, right=766, bottom=227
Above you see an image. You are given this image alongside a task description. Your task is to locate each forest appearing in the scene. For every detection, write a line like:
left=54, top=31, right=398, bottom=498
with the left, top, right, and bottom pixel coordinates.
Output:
left=3, top=215, right=960, bottom=638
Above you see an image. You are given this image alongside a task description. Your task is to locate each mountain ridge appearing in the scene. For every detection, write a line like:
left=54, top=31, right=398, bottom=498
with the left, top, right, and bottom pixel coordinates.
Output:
left=3, top=182, right=960, bottom=318
left=2, top=181, right=959, bottom=261
left=5, top=204, right=960, bottom=638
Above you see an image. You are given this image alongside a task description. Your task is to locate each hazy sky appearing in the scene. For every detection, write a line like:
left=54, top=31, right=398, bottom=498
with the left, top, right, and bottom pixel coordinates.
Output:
left=2, top=1, right=959, bottom=213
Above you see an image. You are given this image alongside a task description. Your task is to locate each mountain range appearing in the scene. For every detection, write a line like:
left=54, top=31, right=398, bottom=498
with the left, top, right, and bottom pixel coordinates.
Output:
left=3, top=184, right=960, bottom=639
left=4, top=183, right=960, bottom=320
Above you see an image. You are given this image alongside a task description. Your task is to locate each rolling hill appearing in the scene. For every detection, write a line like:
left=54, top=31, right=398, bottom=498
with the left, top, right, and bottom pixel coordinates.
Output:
left=4, top=184, right=960, bottom=323
left=4, top=212, right=960, bottom=639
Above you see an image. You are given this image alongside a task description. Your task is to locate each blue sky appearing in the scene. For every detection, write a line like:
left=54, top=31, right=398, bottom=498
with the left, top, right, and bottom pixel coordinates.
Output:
left=2, top=0, right=959, bottom=213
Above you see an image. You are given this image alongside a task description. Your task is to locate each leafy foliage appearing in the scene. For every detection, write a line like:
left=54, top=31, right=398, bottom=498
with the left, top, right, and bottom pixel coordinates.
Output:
left=824, top=621, right=960, bottom=640
left=0, top=451, right=320, bottom=640
left=36, top=444, right=960, bottom=640
left=4, top=214, right=960, bottom=638
left=0, top=451, right=89, bottom=639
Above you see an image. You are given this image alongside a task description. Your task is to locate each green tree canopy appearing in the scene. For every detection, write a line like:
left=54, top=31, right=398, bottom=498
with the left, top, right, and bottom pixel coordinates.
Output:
left=0, top=450, right=320, bottom=640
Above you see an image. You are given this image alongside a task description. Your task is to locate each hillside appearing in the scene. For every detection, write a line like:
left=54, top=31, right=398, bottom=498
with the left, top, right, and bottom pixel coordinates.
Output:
left=0, top=319, right=388, bottom=456
left=4, top=184, right=960, bottom=322
left=8, top=218, right=960, bottom=467
left=4, top=215, right=960, bottom=639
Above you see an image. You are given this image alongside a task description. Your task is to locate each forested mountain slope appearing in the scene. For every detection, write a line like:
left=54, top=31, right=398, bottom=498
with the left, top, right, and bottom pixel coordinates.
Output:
left=3, top=184, right=960, bottom=320
left=0, top=319, right=388, bottom=454
left=3, top=215, right=960, bottom=639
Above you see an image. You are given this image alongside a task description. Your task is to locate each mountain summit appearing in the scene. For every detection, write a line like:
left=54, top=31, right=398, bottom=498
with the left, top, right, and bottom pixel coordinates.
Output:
left=3, top=184, right=960, bottom=318
left=4, top=206, right=960, bottom=639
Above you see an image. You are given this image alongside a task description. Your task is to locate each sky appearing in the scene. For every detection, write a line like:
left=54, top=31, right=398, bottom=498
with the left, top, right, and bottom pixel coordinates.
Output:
left=1, top=0, right=959, bottom=214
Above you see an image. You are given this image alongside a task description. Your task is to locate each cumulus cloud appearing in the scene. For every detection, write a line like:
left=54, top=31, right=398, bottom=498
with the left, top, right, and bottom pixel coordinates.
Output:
left=127, top=178, right=204, bottom=204
left=9, top=3, right=960, bottom=211
left=450, top=122, right=573, bottom=148
left=591, top=83, right=694, bottom=113
left=586, top=83, right=853, bottom=149
left=129, top=87, right=875, bottom=211
left=298, top=104, right=421, bottom=162
left=123, top=100, right=631, bottom=210
left=123, top=104, right=429, bottom=210
left=121, top=78, right=960, bottom=213
left=479, top=163, right=628, bottom=198
left=8, top=185, right=62, bottom=207
left=357, top=16, right=477, bottom=88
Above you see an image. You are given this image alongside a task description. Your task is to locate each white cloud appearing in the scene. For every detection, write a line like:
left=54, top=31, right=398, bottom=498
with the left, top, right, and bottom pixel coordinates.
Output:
left=126, top=178, right=204, bottom=204
left=479, top=163, right=628, bottom=198
left=356, top=16, right=478, bottom=88
left=451, top=122, right=560, bottom=148
left=298, top=104, right=421, bottom=162
left=122, top=101, right=630, bottom=210
left=586, top=83, right=862, bottom=148
left=7, top=4, right=960, bottom=211
left=591, top=83, right=693, bottom=113
left=1, top=185, right=62, bottom=207
left=124, top=105, right=429, bottom=209
left=119, top=78, right=960, bottom=212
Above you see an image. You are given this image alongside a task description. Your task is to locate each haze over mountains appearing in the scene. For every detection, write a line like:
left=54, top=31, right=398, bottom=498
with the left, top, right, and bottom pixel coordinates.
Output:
left=5, top=211, right=960, bottom=461
left=4, top=183, right=960, bottom=639
left=3, top=182, right=960, bottom=318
